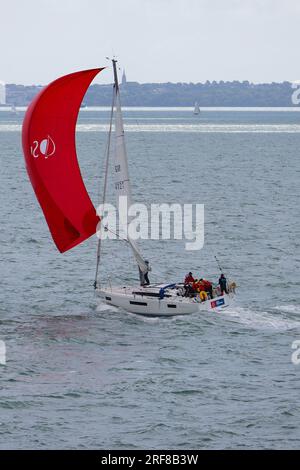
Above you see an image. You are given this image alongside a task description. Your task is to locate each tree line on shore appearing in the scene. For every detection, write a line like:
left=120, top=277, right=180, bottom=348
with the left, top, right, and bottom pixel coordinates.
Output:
left=5, top=80, right=298, bottom=107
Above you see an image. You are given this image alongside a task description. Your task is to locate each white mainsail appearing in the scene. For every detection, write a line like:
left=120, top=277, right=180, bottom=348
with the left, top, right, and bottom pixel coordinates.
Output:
left=112, top=77, right=148, bottom=275
left=113, top=89, right=132, bottom=208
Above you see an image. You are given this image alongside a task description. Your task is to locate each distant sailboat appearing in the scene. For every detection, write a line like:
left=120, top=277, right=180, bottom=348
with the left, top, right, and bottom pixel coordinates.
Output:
left=11, top=104, right=18, bottom=115
left=193, top=101, right=200, bottom=115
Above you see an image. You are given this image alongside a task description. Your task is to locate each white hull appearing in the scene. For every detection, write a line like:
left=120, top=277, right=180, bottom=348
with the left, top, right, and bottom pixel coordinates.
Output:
left=96, top=284, right=233, bottom=317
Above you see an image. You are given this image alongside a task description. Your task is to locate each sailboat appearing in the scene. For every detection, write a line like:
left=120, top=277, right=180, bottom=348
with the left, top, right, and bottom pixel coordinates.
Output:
left=193, top=101, right=200, bottom=115
left=11, top=104, right=18, bottom=115
left=22, top=60, right=234, bottom=317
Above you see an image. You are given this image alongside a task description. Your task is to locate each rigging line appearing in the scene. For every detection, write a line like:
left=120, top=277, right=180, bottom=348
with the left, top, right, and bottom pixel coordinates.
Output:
left=214, top=254, right=223, bottom=273
left=104, top=226, right=130, bottom=244
left=94, top=85, right=116, bottom=289
left=214, top=254, right=232, bottom=283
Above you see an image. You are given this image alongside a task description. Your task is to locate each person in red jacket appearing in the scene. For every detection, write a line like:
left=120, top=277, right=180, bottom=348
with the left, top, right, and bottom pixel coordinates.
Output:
left=200, top=278, right=213, bottom=299
left=192, top=279, right=200, bottom=291
left=184, top=272, right=195, bottom=284
left=194, top=279, right=204, bottom=292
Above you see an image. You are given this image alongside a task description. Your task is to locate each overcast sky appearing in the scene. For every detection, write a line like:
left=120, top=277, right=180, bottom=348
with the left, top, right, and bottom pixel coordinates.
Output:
left=1, top=0, right=300, bottom=85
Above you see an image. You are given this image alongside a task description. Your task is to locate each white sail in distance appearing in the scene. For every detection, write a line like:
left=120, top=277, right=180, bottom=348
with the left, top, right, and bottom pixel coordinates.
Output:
left=194, top=101, right=200, bottom=114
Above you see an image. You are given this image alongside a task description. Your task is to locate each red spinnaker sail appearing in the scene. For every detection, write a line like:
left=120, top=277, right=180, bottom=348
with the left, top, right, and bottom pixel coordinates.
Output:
left=22, top=68, right=104, bottom=252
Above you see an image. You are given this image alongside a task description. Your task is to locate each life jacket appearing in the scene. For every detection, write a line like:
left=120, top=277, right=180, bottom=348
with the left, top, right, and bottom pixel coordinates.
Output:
left=199, top=291, right=208, bottom=301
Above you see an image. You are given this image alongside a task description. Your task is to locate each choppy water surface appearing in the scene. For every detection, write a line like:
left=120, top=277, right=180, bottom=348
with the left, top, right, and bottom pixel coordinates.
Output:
left=0, top=108, right=300, bottom=449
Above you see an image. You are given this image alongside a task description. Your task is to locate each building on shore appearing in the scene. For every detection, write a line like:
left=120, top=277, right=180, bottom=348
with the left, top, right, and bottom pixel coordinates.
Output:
left=121, top=69, right=127, bottom=86
left=0, top=81, right=6, bottom=105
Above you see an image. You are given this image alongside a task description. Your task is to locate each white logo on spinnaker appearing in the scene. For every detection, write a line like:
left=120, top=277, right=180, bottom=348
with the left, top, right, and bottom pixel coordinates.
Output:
left=31, top=135, right=56, bottom=159
left=0, top=340, right=6, bottom=365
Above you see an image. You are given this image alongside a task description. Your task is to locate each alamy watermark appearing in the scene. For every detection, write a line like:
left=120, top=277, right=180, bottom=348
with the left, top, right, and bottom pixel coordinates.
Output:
left=291, top=81, right=300, bottom=105
left=96, top=196, right=204, bottom=251
left=0, top=340, right=6, bottom=365
left=291, top=340, right=300, bottom=365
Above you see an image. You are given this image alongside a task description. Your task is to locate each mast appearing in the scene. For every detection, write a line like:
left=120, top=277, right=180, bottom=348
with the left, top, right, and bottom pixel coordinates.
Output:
left=112, top=58, right=119, bottom=92
left=94, top=59, right=149, bottom=289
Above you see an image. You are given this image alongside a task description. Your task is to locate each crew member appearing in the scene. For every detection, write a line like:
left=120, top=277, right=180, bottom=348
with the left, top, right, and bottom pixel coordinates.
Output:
left=191, top=279, right=200, bottom=291
left=200, top=278, right=213, bottom=299
left=184, top=272, right=195, bottom=284
left=139, top=260, right=151, bottom=286
left=219, top=273, right=228, bottom=295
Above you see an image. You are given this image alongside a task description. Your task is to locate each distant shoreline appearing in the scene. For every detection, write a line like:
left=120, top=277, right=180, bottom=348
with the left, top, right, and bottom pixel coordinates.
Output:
left=1, top=106, right=300, bottom=112
left=4, top=81, right=300, bottom=107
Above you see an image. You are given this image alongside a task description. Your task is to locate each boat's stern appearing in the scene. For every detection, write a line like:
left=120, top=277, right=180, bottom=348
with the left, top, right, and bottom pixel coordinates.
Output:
left=210, top=294, right=232, bottom=311
left=197, top=293, right=232, bottom=312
